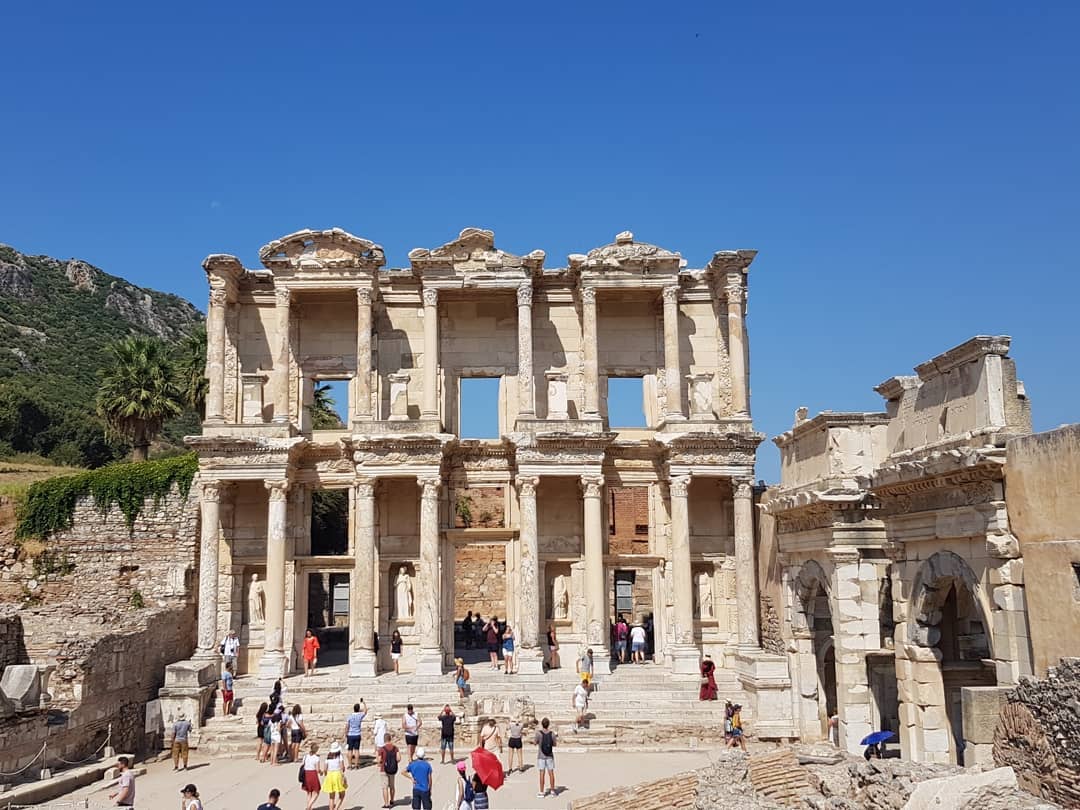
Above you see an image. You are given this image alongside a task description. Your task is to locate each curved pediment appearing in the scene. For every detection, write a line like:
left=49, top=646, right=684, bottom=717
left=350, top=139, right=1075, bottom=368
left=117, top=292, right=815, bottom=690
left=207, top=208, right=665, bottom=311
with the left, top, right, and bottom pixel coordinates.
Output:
left=570, top=231, right=683, bottom=274
left=408, top=227, right=545, bottom=277
left=259, top=228, right=386, bottom=272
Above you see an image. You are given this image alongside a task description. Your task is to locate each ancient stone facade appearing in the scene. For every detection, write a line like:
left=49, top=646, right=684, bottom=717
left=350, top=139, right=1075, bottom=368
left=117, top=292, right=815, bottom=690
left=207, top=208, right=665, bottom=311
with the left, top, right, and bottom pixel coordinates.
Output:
left=186, top=226, right=777, bottom=711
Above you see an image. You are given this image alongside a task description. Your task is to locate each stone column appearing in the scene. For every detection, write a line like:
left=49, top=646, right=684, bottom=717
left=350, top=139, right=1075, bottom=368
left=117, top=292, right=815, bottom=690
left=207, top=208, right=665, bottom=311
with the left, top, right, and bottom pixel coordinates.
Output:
left=205, top=289, right=228, bottom=423
left=350, top=478, right=377, bottom=676
left=195, top=481, right=222, bottom=658
left=272, top=287, right=292, bottom=424
left=734, top=478, right=759, bottom=649
left=725, top=275, right=749, bottom=417
left=259, top=480, right=290, bottom=678
left=517, top=282, right=535, bottom=418
left=668, top=475, right=699, bottom=674
left=662, top=285, right=684, bottom=421
left=582, top=474, right=610, bottom=672
left=421, top=287, right=439, bottom=422
left=517, top=476, right=543, bottom=673
left=354, top=287, right=373, bottom=423
left=416, top=475, right=443, bottom=674
left=581, top=286, right=600, bottom=418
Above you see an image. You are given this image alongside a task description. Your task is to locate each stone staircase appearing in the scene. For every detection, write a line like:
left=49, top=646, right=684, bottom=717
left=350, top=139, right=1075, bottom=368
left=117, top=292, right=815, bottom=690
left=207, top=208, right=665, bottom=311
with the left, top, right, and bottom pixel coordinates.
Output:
left=196, top=660, right=747, bottom=755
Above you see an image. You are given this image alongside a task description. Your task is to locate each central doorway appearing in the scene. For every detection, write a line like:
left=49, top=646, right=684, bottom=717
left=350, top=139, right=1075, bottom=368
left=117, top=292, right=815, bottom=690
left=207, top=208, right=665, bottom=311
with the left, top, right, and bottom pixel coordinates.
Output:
left=450, top=541, right=509, bottom=665
left=306, top=572, right=350, bottom=667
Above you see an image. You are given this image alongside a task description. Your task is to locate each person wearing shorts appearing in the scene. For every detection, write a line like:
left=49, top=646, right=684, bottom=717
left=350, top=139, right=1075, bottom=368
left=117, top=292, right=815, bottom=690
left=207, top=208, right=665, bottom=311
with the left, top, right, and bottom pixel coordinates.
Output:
left=220, top=663, right=235, bottom=716
left=501, top=624, right=516, bottom=675
left=614, top=615, right=629, bottom=663
left=630, top=622, right=647, bottom=663
left=344, top=701, right=366, bottom=769
left=534, top=718, right=557, bottom=798
left=390, top=630, right=403, bottom=674
left=437, top=704, right=457, bottom=763
left=506, top=717, right=524, bottom=774
left=401, top=704, right=421, bottom=758
left=377, top=733, right=399, bottom=809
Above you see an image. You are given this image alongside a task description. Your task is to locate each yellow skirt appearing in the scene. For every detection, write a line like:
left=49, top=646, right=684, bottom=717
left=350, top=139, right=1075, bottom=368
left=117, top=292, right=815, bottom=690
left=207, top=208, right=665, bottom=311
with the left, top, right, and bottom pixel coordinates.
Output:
left=322, top=770, right=347, bottom=794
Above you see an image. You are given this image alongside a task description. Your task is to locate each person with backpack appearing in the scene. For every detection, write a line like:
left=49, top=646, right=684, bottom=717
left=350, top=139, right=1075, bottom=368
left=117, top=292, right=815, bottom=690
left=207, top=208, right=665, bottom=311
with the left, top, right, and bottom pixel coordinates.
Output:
left=471, top=773, right=490, bottom=809
left=614, top=614, right=629, bottom=664
left=534, top=717, right=557, bottom=798
left=454, top=760, right=475, bottom=810
left=377, top=732, right=400, bottom=810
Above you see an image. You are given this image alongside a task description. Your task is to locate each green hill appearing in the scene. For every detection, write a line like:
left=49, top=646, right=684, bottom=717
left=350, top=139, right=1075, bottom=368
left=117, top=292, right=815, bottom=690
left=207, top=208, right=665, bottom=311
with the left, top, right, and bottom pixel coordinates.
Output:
left=0, top=243, right=205, bottom=466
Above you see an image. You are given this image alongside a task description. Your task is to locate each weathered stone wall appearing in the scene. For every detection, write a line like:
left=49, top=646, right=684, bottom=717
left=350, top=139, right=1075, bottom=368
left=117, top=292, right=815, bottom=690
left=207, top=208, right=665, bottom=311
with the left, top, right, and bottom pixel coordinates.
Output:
left=453, top=545, right=506, bottom=620
left=0, top=605, right=28, bottom=671
left=571, top=770, right=699, bottom=809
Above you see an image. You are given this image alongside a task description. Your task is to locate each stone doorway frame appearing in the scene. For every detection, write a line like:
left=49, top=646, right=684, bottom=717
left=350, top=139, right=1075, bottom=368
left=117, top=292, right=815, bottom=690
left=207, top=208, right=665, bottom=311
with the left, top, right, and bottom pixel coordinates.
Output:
left=292, top=557, right=355, bottom=672
left=444, top=527, right=519, bottom=667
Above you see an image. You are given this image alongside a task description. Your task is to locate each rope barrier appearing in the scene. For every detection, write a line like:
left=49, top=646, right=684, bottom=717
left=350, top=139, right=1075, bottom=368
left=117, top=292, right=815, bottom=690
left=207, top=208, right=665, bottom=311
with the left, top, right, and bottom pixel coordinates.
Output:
left=49, top=725, right=112, bottom=767
left=0, top=744, right=46, bottom=778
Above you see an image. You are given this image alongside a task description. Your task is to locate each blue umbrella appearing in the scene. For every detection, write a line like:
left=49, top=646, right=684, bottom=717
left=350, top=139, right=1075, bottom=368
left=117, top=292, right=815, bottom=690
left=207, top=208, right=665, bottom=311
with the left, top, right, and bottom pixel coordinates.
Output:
left=860, top=730, right=896, bottom=746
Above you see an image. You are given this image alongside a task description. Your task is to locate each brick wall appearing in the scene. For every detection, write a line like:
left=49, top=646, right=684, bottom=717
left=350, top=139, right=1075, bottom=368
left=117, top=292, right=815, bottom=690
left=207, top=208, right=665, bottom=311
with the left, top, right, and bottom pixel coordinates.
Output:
left=609, top=487, right=649, bottom=555
left=453, top=545, right=507, bottom=619
left=453, top=487, right=505, bottom=528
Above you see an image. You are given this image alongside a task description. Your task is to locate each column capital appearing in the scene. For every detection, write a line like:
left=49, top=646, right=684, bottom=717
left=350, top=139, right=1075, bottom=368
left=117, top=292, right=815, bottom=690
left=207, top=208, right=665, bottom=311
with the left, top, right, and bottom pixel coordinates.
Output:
left=357, top=286, right=373, bottom=306
left=202, top=480, right=223, bottom=502
left=265, top=480, right=290, bottom=501
left=669, top=475, right=691, bottom=498
left=516, top=282, right=533, bottom=308
left=209, top=288, right=228, bottom=308
left=581, top=286, right=597, bottom=305
left=418, top=475, right=441, bottom=496
left=580, top=474, right=604, bottom=498
left=724, top=276, right=745, bottom=304
left=274, top=287, right=291, bottom=306
left=733, top=478, right=754, bottom=500
left=422, top=287, right=439, bottom=307
left=662, top=284, right=680, bottom=305
left=356, top=477, right=377, bottom=499
left=516, top=475, right=540, bottom=496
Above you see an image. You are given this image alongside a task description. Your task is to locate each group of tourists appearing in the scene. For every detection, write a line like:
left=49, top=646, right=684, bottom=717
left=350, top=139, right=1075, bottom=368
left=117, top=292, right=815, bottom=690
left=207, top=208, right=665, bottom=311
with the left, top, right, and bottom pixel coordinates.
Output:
left=251, top=680, right=308, bottom=766
left=459, top=611, right=518, bottom=674
left=611, top=613, right=649, bottom=664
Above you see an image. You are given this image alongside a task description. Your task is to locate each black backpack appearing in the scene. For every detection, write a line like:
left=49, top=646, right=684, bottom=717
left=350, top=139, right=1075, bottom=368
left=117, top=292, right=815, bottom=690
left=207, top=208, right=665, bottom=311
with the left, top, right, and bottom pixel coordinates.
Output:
left=383, top=746, right=398, bottom=775
left=539, top=731, right=554, bottom=757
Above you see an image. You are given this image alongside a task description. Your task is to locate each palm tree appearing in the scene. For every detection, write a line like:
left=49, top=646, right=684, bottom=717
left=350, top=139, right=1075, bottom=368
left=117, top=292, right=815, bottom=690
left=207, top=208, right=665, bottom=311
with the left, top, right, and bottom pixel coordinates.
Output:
left=96, top=336, right=184, bottom=461
left=174, top=325, right=207, bottom=419
left=309, top=383, right=345, bottom=429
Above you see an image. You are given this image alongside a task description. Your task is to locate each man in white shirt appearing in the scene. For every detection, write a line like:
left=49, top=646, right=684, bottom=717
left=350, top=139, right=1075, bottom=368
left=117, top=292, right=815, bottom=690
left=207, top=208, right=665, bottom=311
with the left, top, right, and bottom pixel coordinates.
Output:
left=221, top=629, right=240, bottom=669
left=630, top=622, right=647, bottom=663
left=572, top=678, right=590, bottom=731
left=373, top=712, right=389, bottom=753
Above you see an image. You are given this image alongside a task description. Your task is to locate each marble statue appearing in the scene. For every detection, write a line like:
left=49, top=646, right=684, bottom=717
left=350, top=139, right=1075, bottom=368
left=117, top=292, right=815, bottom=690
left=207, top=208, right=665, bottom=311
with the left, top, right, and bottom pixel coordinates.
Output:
left=248, top=573, right=266, bottom=627
left=696, top=571, right=714, bottom=619
left=552, top=574, right=569, bottom=620
left=394, top=565, right=414, bottom=619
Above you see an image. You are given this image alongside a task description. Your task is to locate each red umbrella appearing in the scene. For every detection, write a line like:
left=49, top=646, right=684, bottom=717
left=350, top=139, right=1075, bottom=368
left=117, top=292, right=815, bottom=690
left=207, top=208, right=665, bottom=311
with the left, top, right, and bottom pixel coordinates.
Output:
left=470, top=746, right=505, bottom=790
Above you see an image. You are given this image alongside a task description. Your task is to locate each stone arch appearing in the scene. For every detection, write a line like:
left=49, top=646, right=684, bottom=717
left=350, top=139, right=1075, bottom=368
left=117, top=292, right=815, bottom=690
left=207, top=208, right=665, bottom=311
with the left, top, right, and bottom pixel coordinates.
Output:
left=789, top=559, right=837, bottom=742
left=908, top=550, right=994, bottom=657
left=793, top=559, right=831, bottom=634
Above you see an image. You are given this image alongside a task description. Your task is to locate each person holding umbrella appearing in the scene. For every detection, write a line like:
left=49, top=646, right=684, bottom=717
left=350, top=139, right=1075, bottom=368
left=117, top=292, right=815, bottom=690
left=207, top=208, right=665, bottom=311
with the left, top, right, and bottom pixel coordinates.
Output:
left=860, top=730, right=896, bottom=759
left=470, top=744, right=505, bottom=797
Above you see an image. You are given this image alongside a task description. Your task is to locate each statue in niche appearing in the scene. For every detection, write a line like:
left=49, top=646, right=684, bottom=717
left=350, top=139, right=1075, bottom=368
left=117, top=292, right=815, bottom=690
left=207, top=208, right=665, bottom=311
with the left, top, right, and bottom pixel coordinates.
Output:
left=552, top=574, right=569, bottom=620
left=394, top=565, right=414, bottom=619
left=248, top=573, right=266, bottom=627
left=696, top=571, right=714, bottom=619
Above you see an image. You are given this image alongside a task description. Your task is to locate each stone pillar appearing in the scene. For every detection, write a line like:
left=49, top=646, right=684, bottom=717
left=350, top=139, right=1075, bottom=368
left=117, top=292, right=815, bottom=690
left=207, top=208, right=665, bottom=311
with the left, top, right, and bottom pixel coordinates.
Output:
left=421, top=287, right=439, bottom=422
left=517, top=283, right=535, bottom=418
left=354, top=287, right=373, bottom=423
left=259, top=480, right=290, bottom=678
left=668, top=475, right=699, bottom=674
left=195, top=481, right=222, bottom=658
left=516, top=476, right=543, bottom=673
left=581, top=286, right=599, bottom=418
left=662, top=285, right=684, bottom=421
left=582, top=474, right=610, bottom=673
left=734, top=478, right=759, bottom=649
left=272, top=287, right=292, bottom=424
left=205, top=289, right=228, bottom=423
left=350, top=478, right=377, bottom=677
left=416, top=475, right=443, bottom=674
left=725, top=275, right=749, bottom=417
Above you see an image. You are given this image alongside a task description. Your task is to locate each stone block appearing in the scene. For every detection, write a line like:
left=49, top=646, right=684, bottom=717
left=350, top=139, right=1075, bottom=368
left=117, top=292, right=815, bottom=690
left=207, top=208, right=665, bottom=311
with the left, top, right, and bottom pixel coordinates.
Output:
left=989, top=558, right=1024, bottom=586
left=916, top=680, right=946, bottom=706
left=922, top=726, right=951, bottom=753
left=995, top=658, right=1020, bottom=685
left=0, top=665, right=41, bottom=711
left=842, top=703, right=871, bottom=725
left=992, top=584, right=1026, bottom=612
left=960, top=686, right=1007, bottom=744
left=911, top=661, right=941, bottom=684
left=921, top=704, right=947, bottom=731
left=895, top=658, right=913, bottom=681
left=904, top=766, right=1017, bottom=808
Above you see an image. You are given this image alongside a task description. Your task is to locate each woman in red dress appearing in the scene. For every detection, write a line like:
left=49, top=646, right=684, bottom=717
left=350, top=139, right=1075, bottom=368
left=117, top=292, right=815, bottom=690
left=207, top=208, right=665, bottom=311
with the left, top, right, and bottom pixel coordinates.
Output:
left=699, top=654, right=718, bottom=701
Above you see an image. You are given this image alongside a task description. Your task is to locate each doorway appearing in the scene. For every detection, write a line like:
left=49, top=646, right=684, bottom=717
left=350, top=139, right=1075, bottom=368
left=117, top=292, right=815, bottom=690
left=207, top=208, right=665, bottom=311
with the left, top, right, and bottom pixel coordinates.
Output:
left=306, top=572, right=350, bottom=666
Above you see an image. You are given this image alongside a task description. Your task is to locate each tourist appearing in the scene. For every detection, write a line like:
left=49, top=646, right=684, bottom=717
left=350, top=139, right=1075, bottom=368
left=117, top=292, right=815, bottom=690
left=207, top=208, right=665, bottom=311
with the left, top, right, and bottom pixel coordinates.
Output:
left=534, top=717, right=557, bottom=798
left=462, top=610, right=474, bottom=649
left=404, top=746, right=434, bottom=810
left=320, top=741, right=348, bottom=810
left=289, top=703, right=307, bottom=762
left=473, top=612, right=485, bottom=648
left=723, top=701, right=734, bottom=744
left=269, top=706, right=284, bottom=765
left=501, top=623, right=516, bottom=674
left=438, top=704, right=458, bottom=763
left=108, top=756, right=135, bottom=807
left=391, top=629, right=403, bottom=674
left=402, top=703, right=422, bottom=758
left=454, top=760, right=474, bottom=809
left=643, top=613, right=655, bottom=658
left=344, top=700, right=367, bottom=769
left=301, top=742, right=322, bottom=810
left=378, top=731, right=400, bottom=809
left=269, top=678, right=286, bottom=712
left=572, top=677, right=590, bottom=731
left=221, top=661, right=236, bottom=715
left=614, top=614, right=629, bottom=663
left=699, top=654, right=718, bottom=701
left=479, top=717, right=502, bottom=754
left=505, top=715, right=524, bottom=774
left=630, top=621, right=647, bottom=664
left=472, top=773, right=490, bottom=809
left=256, top=787, right=282, bottom=809
left=222, top=628, right=240, bottom=669
left=727, top=703, right=747, bottom=752
left=484, top=616, right=501, bottom=669
left=374, top=712, right=389, bottom=753
left=546, top=623, right=560, bottom=669
left=302, top=628, right=320, bottom=677
left=171, top=711, right=192, bottom=771
left=576, top=647, right=593, bottom=689
left=180, top=783, right=204, bottom=810
left=255, top=701, right=270, bottom=762
left=454, top=657, right=470, bottom=699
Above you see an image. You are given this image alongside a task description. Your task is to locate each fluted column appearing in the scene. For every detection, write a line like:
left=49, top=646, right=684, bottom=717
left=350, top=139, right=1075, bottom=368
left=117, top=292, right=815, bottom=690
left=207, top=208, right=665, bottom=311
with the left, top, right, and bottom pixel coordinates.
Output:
left=662, top=285, right=684, bottom=421
left=350, top=478, right=377, bottom=676
left=205, top=289, right=228, bottom=424
left=582, top=474, right=610, bottom=672
left=581, top=287, right=599, bottom=418
left=195, top=481, right=222, bottom=658
left=354, top=287, right=373, bottom=423
left=725, top=274, right=749, bottom=417
left=668, top=474, right=701, bottom=674
left=734, top=478, right=760, bottom=649
left=416, top=475, right=443, bottom=674
left=421, top=287, right=439, bottom=422
left=516, top=476, right=543, bottom=672
left=259, top=480, right=290, bottom=678
left=517, top=283, right=535, bottom=418
left=272, top=288, right=292, bottom=424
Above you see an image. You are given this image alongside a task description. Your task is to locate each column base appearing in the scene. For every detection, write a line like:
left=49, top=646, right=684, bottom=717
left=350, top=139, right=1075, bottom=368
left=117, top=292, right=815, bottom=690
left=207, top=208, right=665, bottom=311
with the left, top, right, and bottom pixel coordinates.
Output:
left=415, top=648, right=444, bottom=676
left=591, top=654, right=612, bottom=676
left=669, top=643, right=701, bottom=677
left=192, top=647, right=221, bottom=662
left=734, top=648, right=796, bottom=740
left=349, top=650, right=378, bottom=678
left=516, top=647, right=545, bottom=675
left=257, top=650, right=288, bottom=681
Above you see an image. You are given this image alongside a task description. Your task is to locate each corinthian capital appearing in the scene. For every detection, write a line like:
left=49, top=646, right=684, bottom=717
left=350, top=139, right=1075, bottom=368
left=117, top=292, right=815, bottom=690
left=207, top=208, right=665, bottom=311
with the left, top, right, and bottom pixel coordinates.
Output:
left=724, top=275, right=745, bottom=304
left=356, top=477, right=376, bottom=499
left=580, top=475, right=604, bottom=499
left=581, top=286, right=597, bottom=306
left=274, top=287, right=291, bottom=306
left=517, top=283, right=533, bottom=308
left=357, top=287, right=373, bottom=306
left=422, top=287, right=439, bottom=307
left=733, top=478, right=754, bottom=500
left=516, top=475, right=539, bottom=498
left=417, top=475, right=441, bottom=498
left=662, top=285, right=679, bottom=305
left=669, top=475, right=691, bottom=498
left=208, top=288, right=228, bottom=308
left=265, top=480, right=290, bottom=501
left=202, top=480, right=222, bottom=503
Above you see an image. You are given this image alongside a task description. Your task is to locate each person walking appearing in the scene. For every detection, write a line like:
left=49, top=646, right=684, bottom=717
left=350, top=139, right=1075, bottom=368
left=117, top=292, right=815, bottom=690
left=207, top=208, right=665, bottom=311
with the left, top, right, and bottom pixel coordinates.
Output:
left=374, top=712, right=389, bottom=752
left=534, top=718, right=557, bottom=798
left=454, top=760, right=475, bottom=810
left=613, top=614, right=629, bottom=664
left=404, top=746, right=434, bottom=810
left=170, top=712, right=192, bottom=771
left=377, top=731, right=400, bottom=809
left=269, top=706, right=284, bottom=765
left=108, top=756, right=135, bottom=807
left=288, top=704, right=307, bottom=762
left=221, top=662, right=236, bottom=715
left=546, top=624, right=560, bottom=670
left=222, top=628, right=240, bottom=669
left=302, top=628, right=320, bottom=676
left=257, top=787, right=282, bottom=809
left=462, top=610, right=474, bottom=649
left=180, top=783, right=204, bottom=810
left=301, top=742, right=322, bottom=810
left=479, top=717, right=502, bottom=755
left=699, top=654, right=718, bottom=701
left=344, top=700, right=367, bottom=770
left=723, top=701, right=734, bottom=745
left=727, top=704, right=747, bottom=752
left=505, top=716, right=524, bottom=774
left=320, top=741, right=348, bottom=810
left=255, top=701, right=270, bottom=762
left=575, top=647, right=593, bottom=689
left=438, top=704, right=458, bottom=763
left=402, top=703, right=422, bottom=758
left=454, top=658, right=470, bottom=699
left=391, top=629, right=404, bottom=674
left=471, top=773, right=490, bottom=809
left=484, top=616, right=501, bottom=669
left=572, top=677, right=590, bottom=731
left=501, top=624, right=516, bottom=675
left=629, top=621, right=647, bottom=664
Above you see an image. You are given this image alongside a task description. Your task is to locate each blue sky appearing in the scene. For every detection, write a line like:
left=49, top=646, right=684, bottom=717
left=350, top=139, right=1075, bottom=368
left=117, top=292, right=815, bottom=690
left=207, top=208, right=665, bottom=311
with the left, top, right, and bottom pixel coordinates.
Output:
left=2, top=2, right=1077, bottom=481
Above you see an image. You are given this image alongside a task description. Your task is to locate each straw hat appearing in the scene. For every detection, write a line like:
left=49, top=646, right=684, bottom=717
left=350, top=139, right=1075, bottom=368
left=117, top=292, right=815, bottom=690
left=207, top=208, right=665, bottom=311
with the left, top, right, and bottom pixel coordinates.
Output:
left=329, top=741, right=342, bottom=753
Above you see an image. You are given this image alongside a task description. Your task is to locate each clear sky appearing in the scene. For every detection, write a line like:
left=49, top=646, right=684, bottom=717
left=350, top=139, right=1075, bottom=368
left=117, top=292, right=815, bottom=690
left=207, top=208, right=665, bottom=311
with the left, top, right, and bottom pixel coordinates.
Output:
left=3, top=2, right=1077, bottom=481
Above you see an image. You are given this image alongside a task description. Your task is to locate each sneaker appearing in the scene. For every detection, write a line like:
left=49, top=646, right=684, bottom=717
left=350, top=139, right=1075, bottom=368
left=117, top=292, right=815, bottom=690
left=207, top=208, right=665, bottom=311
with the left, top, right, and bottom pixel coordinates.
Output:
left=537, top=792, right=546, bottom=798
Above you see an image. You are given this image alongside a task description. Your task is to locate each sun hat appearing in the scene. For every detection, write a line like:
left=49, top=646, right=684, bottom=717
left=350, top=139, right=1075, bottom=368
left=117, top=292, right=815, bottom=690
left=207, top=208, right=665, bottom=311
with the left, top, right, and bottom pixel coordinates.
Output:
left=415, top=746, right=426, bottom=759
left=329, top=741, right=342, bottom=753
left=456, top=760, right=467, bottom=772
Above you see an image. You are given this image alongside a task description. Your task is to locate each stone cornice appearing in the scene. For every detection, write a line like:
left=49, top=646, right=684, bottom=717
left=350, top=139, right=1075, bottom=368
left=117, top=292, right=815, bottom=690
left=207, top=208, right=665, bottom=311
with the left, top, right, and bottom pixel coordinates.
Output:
left=773, top=411, right=889, bottom=448
left=407, top=227, right=545, bottom=277
left=913, top=335, right=1011, bottom=382
left=761, top=484, right=873, bottom=516
left=705, top=249, right=757, bottom=275
left=258, top=228, right=386, bottom=272
left=569, top=231, right=685, bottom=276
left=873, top=374, right=920, bottom=402
left=866, top=445, right=1005, bottom=498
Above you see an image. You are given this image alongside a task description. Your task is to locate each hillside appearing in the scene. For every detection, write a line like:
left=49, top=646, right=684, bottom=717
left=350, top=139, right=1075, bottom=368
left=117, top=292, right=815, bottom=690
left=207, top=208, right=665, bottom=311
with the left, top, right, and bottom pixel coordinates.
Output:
left=0, top=243, right=205, bottom=466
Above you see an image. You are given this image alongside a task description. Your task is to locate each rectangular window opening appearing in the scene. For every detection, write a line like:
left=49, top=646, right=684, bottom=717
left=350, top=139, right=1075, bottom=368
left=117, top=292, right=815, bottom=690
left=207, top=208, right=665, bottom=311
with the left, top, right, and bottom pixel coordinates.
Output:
left=459, top=377, right=500, bottom=439
left=311, top=489, right=349, bottom=556
left=607, top=377, right=647, bottom=428
left=312, top=379, right=349, bottom=429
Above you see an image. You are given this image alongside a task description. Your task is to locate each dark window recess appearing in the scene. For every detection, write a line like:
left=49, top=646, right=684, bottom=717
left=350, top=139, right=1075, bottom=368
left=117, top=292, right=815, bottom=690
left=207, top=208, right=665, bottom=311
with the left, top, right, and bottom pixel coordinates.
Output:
left=634, top=524, right=649, bottom=536
left=311, top=489, right=348, bottom=556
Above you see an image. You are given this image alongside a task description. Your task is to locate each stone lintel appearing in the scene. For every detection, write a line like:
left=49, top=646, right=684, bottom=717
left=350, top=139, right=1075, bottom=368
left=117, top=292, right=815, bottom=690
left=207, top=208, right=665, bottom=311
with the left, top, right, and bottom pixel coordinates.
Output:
left=773, top=411, right=889, bottom=449
left=913, top=335, right=1012, bottom=382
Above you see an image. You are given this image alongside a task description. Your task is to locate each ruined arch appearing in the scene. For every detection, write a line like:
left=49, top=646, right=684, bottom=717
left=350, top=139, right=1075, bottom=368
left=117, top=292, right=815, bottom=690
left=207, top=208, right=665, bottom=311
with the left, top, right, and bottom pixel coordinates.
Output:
left=908, top=550, right=993, bottom=658
left=793, top=559, right=831, bottom=634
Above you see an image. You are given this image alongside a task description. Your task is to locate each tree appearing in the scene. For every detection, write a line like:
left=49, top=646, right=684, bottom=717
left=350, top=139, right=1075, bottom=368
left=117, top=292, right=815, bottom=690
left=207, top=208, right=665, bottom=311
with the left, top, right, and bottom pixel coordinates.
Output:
left=309, top=383, right=345, bottom=429
left=96, top=336, right=184, bottom=461
left=174, top=325, right=208, bottom=419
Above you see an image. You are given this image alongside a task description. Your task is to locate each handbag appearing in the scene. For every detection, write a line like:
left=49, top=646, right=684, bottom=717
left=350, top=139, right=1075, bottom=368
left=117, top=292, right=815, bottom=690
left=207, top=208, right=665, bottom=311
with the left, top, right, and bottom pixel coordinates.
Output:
left=298, top=762, right=306, bottom=785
